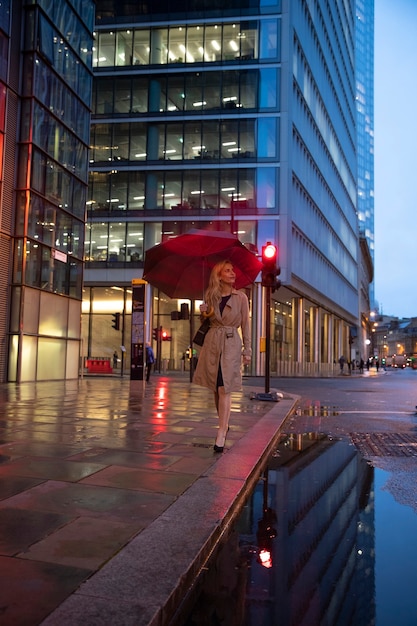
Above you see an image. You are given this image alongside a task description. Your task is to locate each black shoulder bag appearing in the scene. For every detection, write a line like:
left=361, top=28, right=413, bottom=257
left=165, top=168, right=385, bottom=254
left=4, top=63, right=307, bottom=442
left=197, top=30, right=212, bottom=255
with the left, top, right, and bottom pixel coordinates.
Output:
left=193, top=318, right=211, bottom=346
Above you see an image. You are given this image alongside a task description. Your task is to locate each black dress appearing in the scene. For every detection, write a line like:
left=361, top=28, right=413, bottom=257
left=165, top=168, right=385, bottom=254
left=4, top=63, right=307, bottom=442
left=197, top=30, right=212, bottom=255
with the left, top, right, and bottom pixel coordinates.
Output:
left=216, top=295, right=231, bottom=388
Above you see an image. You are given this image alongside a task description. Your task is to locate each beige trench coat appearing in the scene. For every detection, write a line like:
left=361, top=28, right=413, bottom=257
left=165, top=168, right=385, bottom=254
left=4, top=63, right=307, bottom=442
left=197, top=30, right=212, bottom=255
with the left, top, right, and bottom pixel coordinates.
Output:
left=193, top=289, right=251, bottom=393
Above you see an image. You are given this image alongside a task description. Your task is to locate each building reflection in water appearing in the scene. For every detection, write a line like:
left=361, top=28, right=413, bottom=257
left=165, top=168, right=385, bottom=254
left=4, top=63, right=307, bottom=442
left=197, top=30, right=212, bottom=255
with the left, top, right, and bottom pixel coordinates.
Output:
left=184, top=434, right=375, bottom=626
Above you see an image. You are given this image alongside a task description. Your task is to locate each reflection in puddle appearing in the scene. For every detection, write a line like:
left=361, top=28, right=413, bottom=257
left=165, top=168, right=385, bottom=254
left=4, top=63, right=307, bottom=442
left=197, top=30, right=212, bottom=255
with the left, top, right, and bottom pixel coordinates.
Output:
left=183, top=434, right=417, bottom=626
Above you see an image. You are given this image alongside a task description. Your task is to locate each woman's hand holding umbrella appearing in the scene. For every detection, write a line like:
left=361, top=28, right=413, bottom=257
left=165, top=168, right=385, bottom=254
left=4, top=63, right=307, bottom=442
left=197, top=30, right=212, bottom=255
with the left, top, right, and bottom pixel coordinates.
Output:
left=200, top=302, right=214, bottom=318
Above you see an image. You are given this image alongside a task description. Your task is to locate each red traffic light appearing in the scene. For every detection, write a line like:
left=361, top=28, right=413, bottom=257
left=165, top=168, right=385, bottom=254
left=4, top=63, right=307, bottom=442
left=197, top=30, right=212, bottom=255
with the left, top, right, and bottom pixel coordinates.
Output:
left=262, top=243, right=277, bottom=261
left=261, top=242, right=280, bottom=290
left=161, top=330, right=172, bottom=341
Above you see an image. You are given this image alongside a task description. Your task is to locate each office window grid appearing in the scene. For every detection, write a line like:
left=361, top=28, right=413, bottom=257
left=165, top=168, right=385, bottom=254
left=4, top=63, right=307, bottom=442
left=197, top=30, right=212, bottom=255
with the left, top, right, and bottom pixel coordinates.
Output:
left=84, top=218, right=257, bottom=265
left=88, top=166, right=258, bottom=213
left=88, top=16, right=280, bottom=266
left=36, top=0, right=94, bottom=56
left=92, top=69, right=268, bottom=115
left=90, top=118, right=256, bottom=164
left=93, top=21, right=259, bottom=68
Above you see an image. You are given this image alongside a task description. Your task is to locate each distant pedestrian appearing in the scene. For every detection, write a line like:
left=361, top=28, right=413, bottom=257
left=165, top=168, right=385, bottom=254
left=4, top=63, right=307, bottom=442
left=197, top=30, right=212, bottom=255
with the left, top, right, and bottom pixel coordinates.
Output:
left=113, top=350, right=118, bottom=369
left=359, top=358, right=364, bottom=374
left=376, top=359, right=380, bottom=372
left=338, top=355, right=346, bottom=374
left=145, top=343, right=155, bottom=382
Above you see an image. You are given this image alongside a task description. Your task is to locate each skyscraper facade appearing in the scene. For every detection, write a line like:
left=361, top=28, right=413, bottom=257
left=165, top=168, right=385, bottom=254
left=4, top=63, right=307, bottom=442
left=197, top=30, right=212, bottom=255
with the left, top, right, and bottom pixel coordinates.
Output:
left=84, top=0, right=360, bottom=377
left=355, top=0, right=375, bottom=307
left=0, top=0, right=94, bottom=382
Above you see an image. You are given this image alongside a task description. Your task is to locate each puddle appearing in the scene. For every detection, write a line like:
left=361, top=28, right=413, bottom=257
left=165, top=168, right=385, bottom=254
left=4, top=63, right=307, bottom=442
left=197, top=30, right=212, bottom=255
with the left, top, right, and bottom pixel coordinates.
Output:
left=182, top=434, right=417, bottom=626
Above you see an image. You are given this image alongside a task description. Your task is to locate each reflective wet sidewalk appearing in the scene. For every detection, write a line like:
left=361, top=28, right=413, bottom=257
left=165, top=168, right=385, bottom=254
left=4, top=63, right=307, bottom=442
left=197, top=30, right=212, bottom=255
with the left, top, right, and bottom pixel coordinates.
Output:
left=183, top=433, right=417, bottom=626
left=0, top=374, right=297, bottom=625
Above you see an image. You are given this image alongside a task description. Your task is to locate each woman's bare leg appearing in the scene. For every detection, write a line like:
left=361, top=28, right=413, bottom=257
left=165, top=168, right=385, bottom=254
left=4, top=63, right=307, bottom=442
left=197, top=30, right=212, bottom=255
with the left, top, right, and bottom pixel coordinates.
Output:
left=215, top=386, right=231, bottom=447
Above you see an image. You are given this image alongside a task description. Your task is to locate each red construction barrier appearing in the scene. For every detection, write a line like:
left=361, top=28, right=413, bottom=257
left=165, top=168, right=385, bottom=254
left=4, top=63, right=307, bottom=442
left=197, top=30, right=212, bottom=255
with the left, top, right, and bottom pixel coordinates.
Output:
left=85, top=358, right=113, bottom=374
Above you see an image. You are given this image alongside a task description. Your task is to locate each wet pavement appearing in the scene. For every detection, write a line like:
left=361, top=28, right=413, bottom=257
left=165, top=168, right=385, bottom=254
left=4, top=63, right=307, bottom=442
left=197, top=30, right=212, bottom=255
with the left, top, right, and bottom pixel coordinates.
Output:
left=0, top=374, right=298, bottom=626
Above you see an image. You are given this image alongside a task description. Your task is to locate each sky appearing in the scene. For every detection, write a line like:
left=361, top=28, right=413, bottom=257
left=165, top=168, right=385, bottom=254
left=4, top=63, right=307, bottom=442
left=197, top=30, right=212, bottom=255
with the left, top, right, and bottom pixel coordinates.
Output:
left=374, top=0, right=417, bottom=318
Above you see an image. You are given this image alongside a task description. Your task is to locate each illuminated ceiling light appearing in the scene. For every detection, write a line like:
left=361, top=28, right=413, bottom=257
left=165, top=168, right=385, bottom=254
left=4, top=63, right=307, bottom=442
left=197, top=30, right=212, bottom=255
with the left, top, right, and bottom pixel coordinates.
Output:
left=211, top=40, right=220, bottom=51
left=135, top=153, right=147, bottom=157
left=192, top=145, right=205, bottom=150
left=191, top=190, right=204, bottom=194
left=229, top=40, right=238, bottom=51
left=193, top=101, right=206, bottom=107
left=221, top=187, right=236, bottom=191
left=222, top=141, right=236, bottom=146
left=163, top=149, right=176, bottom=154
left=133, top=196, right=145, bottom=200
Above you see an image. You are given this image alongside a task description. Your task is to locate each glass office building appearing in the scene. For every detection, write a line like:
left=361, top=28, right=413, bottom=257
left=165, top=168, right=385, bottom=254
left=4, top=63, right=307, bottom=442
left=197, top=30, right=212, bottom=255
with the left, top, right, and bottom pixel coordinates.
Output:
left=355, top=0, right=375, bottom=307
left=0, top=0, right=94, bottom=382
left=84, top=0, right=360, bottom=377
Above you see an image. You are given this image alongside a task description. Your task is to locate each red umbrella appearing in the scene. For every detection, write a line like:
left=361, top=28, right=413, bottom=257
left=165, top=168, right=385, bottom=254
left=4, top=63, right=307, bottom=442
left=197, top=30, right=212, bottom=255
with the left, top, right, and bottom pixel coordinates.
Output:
left=143, top=229, right=262, bottom=299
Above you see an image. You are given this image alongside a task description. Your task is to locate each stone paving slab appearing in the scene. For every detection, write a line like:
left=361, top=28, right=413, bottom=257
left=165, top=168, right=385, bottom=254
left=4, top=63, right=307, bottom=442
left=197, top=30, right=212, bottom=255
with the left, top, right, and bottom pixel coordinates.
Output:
left=0, top=375, right=298, bottom=625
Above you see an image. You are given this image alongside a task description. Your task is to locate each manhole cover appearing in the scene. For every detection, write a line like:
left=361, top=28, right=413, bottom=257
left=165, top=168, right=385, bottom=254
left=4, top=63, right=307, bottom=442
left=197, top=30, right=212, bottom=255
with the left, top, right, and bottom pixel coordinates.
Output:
left=351, top=432, right=417, bottom=457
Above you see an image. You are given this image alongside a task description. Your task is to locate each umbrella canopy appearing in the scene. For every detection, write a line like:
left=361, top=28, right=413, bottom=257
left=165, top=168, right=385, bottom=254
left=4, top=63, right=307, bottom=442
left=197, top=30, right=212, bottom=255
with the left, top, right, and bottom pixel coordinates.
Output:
left=143, top=229, right=262, bottom=299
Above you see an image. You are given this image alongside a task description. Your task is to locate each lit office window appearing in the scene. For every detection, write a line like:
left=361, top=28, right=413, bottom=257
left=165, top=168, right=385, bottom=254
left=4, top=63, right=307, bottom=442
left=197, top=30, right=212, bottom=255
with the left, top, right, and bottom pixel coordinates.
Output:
left=93, top=22, right=260, bottom=67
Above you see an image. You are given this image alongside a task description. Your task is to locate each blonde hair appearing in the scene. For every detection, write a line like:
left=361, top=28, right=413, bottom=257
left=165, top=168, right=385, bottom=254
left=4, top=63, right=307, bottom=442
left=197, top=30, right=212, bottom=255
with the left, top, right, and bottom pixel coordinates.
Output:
left=205, top=260, right=234, bottom=309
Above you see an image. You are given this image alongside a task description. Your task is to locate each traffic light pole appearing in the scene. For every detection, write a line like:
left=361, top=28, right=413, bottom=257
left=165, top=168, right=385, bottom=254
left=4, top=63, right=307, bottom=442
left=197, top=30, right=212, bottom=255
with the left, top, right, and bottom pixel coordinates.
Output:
left=250, top=241, right=283, bottom=402
left=265, top=285, right=271, bottom=394
left=251, top=281, right=283, bottom=402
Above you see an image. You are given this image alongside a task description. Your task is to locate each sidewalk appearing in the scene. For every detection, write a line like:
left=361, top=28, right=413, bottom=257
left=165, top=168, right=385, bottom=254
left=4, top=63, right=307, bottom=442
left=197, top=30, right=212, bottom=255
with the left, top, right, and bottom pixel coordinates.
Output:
left=0, top=375, right=298, bottom=625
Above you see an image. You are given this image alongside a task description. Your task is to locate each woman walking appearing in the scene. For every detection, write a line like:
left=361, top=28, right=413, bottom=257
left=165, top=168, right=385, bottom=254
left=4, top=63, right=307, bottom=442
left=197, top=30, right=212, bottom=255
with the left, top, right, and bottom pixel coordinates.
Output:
left=193, top=260, right=252, bottom=452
